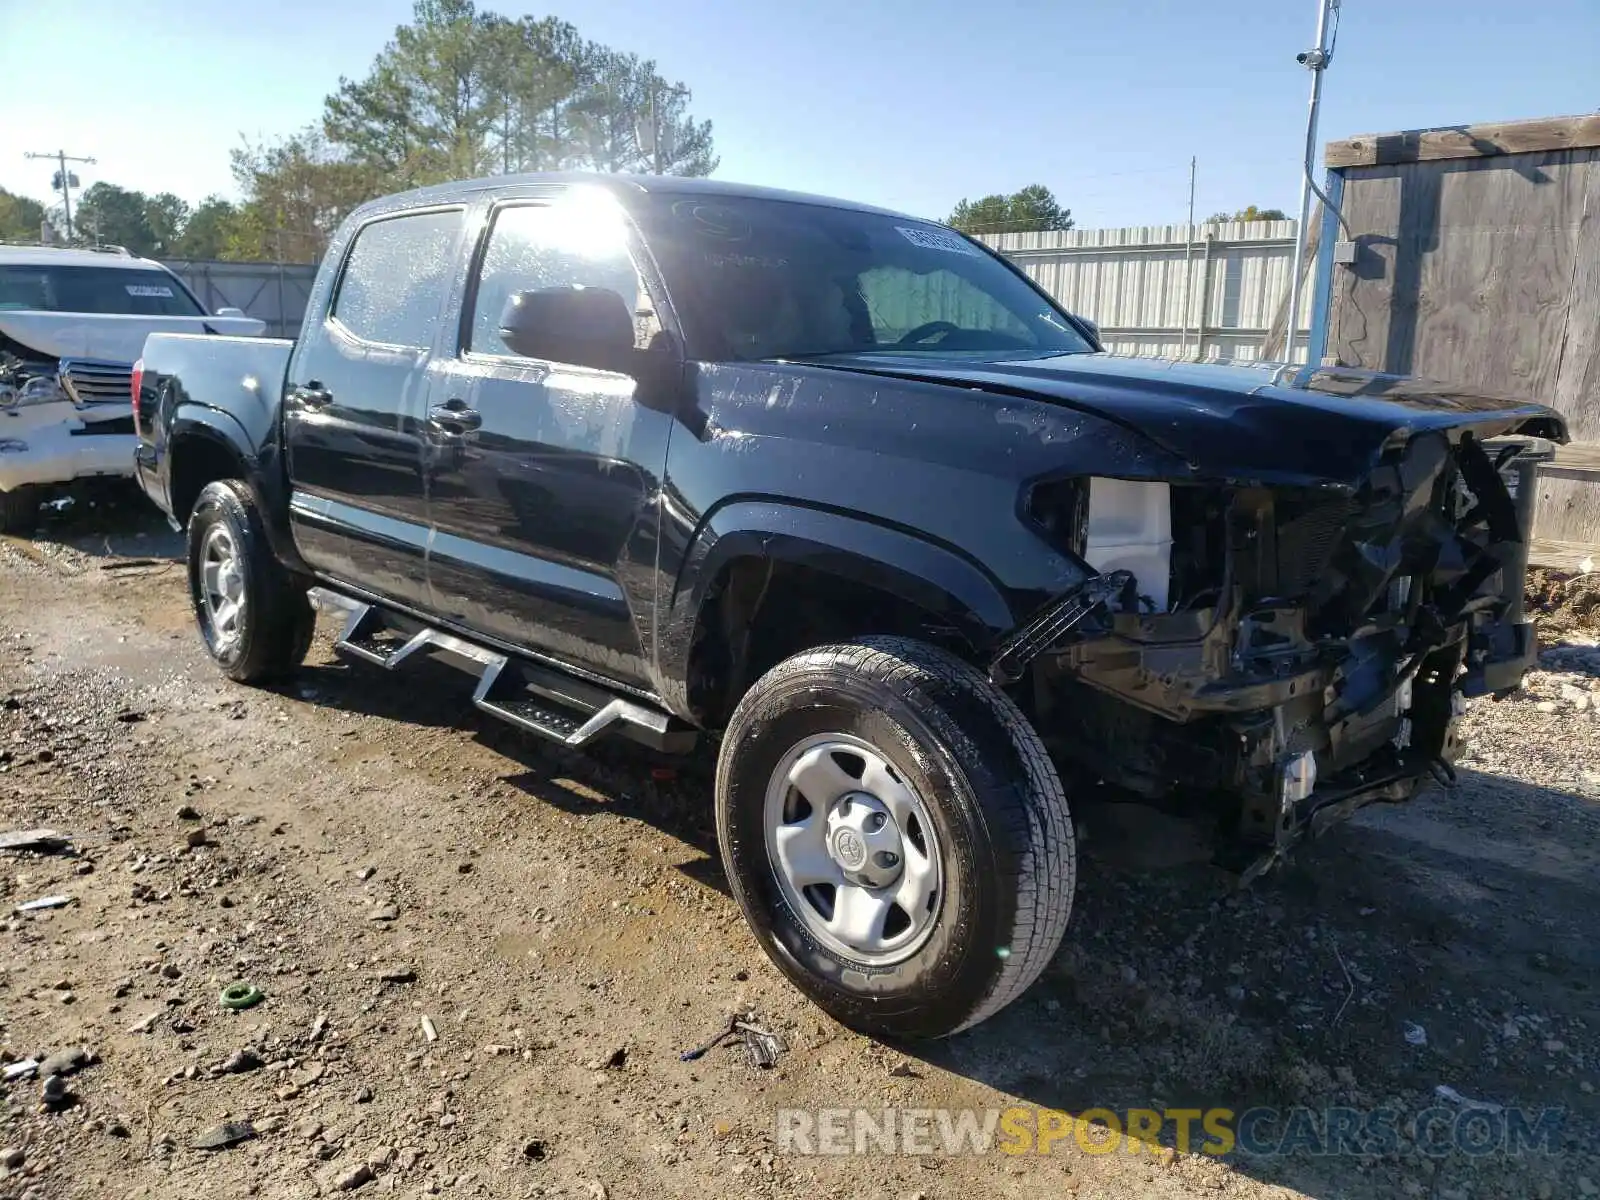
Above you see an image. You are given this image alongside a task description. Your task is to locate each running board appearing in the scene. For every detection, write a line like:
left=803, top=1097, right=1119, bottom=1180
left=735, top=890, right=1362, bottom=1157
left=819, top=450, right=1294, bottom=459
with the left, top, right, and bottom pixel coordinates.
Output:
left=309, top=588, right=696, bottom=754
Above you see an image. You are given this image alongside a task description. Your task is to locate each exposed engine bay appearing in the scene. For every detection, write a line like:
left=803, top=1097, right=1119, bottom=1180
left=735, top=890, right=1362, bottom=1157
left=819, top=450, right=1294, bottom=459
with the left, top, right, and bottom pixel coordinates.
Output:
left=1015, top=429, right=1549, bottom=876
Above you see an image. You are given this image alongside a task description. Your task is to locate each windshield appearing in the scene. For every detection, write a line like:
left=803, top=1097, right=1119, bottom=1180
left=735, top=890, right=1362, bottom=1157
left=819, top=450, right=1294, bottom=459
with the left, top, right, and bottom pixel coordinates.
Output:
left=634, top=196, right=1093, bottom=362
left=0, top=265, right=205, bottom=317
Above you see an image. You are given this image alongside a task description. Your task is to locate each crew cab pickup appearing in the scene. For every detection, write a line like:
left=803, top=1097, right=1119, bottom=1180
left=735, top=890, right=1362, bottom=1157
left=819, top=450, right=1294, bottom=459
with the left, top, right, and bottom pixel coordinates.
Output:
left=0, top=244, right=263, bottom=531
left=134, top=174, right=1566, bottom=1039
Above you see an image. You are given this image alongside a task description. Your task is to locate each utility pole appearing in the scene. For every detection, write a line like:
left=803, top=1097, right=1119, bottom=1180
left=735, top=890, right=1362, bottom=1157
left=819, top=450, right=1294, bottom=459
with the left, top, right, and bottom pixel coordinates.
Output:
left=1285, top=0, right=1339, bottom=365
left=24, top=149, right=96, bottom=241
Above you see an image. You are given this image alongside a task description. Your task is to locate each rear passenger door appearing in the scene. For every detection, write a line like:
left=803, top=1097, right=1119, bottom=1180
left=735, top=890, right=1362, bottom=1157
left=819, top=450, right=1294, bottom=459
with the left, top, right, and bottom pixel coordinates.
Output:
left=285, top=207, right=465, bottom=611
left=423, top=195, right=675, bottom=689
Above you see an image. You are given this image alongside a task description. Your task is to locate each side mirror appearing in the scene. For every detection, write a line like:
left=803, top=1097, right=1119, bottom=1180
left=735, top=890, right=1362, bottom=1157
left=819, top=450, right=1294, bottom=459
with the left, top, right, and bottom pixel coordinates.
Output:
left=1076, top=315, right=1101, bottom=346
left=499, top=286, right=635, bottom=373
left=214, top=306, right=247, bottom=318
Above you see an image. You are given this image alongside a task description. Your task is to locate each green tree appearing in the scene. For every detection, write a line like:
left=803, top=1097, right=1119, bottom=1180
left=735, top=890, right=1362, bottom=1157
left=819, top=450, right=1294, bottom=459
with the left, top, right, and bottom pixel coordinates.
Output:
left=947, top=184, right=1072, bottom=234
left=172, top=197, right=240, bottom=260
left=1207, top=205, right=1290, bottom=223
left=143, top=193, right=191, bottom=256
left=572, top=50, right=716, bottom=176
left=0, top=188, right=48, bottom=243
left=322, top=0, right=716, bottom=181
left=228, top=128, right=379, bottom=262
left=75, top=182, right=158, bottom=253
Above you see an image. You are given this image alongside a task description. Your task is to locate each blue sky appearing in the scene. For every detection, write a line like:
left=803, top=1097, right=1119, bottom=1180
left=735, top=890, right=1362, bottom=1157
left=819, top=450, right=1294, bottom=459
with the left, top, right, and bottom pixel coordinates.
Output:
left=1, top=0, right=1596, bottom=228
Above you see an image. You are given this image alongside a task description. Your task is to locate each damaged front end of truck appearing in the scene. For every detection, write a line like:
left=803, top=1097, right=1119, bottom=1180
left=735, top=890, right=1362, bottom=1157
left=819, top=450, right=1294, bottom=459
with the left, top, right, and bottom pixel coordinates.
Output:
left=1008, top=420, right=1564, bottom=879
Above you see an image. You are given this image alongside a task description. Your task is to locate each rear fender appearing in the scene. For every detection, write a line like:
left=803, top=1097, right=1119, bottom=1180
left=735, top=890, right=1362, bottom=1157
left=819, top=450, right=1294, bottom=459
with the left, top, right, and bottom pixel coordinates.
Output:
left=167, top=409, right=304, bottom=574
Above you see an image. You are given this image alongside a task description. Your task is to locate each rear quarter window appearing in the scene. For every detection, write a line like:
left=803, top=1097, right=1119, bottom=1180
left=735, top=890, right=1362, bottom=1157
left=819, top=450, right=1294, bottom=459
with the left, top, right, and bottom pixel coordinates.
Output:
left=332, top=209, right=463, bottom=349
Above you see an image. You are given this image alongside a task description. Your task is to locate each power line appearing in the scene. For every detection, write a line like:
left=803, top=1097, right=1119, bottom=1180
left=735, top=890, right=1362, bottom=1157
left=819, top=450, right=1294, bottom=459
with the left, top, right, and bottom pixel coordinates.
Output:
left=23, top=149, right=96, bottom=241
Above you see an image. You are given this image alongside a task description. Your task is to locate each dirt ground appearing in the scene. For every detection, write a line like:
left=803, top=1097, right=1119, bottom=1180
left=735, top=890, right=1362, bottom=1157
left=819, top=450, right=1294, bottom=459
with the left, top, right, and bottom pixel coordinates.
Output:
left=2, top=501, right=1598, bottom=1200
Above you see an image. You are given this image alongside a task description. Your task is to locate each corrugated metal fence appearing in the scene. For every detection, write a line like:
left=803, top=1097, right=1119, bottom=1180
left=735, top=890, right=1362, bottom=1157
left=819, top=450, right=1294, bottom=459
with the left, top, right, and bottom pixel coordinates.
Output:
left=161, top=260, right=318, bottom=339
left=980, top=221, right=1312, bottom=363
left=161, top=225, right=1313, bottom=361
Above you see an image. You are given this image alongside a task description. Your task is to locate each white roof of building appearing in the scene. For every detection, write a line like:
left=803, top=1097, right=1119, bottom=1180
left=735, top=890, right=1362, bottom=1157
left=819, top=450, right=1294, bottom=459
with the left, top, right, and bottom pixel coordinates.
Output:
left=0, top=244, right=167, bottom=270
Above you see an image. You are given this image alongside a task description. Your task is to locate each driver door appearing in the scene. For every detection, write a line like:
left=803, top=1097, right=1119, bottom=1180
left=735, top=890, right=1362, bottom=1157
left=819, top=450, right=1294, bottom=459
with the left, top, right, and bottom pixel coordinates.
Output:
left=422, top=197, right=675, bottom=689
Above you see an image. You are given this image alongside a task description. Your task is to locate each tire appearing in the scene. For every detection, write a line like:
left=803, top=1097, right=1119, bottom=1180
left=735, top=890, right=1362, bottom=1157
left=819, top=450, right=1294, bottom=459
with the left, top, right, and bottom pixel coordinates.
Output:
left=715, top=636, right=1075, bottom=1040
left=0, top=487, right=41, bottom=535
left=187, top=480, right=314, bottom=684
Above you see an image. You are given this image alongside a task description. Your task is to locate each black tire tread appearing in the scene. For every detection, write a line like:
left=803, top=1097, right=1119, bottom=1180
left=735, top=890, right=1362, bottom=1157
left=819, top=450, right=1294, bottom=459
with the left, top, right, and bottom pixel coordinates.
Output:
left=717, top=635, right=1075, bottom=1036
left=188, top=480, right=314, bottom=684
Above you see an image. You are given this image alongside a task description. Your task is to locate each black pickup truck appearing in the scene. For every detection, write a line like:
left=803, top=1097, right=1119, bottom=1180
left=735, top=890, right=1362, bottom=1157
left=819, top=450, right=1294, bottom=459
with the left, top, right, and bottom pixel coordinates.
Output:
left=134, top=174, right=1565, bottom=1039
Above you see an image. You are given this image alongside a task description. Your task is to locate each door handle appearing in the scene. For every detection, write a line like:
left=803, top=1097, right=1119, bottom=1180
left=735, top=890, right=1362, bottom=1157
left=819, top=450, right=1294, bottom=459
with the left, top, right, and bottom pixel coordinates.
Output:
left=292, top=382, right=333, bottom=408
left=427, top=401, right=482, bottom=435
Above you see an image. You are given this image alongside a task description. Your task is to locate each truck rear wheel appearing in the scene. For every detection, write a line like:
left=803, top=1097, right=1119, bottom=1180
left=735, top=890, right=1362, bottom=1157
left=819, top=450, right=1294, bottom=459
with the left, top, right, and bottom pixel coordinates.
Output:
left=716, top=636, right=1075, bottom=1039
left=187, top=480, right=314, bottom=683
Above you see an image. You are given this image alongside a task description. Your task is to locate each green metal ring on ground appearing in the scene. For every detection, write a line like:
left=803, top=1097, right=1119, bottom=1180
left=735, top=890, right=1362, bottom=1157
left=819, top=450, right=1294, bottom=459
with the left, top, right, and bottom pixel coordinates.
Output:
left=220, top=982, right=263, bottom=1010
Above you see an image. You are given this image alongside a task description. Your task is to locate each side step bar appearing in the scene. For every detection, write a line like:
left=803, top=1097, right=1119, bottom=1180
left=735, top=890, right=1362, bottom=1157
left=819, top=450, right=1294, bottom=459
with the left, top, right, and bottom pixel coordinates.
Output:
left=308, top=588, right=697, bottom=754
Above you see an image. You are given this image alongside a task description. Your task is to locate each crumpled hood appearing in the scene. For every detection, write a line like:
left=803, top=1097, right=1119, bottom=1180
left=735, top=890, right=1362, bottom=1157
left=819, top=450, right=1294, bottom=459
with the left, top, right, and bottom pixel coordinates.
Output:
left=0, top=311, right=267, bottom=365
left=806, top=352, right=1568, bottom=487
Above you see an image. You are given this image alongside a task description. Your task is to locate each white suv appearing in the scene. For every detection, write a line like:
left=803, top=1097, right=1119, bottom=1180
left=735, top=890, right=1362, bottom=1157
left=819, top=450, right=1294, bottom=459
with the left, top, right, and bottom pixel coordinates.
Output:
left=0, top=245, right=265, bottom=532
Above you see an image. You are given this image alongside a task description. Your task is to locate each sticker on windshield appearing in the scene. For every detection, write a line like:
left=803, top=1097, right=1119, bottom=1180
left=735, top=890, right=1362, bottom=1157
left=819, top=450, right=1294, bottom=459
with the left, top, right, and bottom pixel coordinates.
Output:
left=895, top=226, right=981, bottom=256
left=126, top=284, right=174, bottom=297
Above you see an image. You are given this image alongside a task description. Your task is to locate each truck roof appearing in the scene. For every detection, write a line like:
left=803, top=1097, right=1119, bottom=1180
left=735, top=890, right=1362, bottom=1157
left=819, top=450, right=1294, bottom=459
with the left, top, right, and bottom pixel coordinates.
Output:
left=353, top=171, right=924, bottom=224
left=0, top=244, right=168, bottom=269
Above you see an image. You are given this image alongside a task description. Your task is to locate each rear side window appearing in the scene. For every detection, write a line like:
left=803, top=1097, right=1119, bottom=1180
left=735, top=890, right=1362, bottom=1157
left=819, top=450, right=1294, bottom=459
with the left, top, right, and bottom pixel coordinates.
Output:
left=332, top=209, right=462, bottom=348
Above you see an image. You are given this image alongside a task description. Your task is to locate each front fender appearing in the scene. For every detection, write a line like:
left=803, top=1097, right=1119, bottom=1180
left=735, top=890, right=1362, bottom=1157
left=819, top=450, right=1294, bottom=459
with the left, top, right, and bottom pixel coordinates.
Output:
left=655, top=499, right=1022, bottom=714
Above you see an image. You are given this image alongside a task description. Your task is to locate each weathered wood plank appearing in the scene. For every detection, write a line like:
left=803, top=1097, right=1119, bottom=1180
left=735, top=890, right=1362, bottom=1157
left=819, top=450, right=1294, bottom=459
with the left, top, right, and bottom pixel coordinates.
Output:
left=1552, top=157, right=1600, bottom=443
left=1529, top=537, right=1598, bottom=573
left=1551, top=442, right=1600, bottom=473
left=1327, top=115, right=1600, bottom=169
left=1329, top=154, right=1590, bottom=397
left=1532, top=473, right=1600, bottom=548
left=1327, top=170, right=1402, bottom=369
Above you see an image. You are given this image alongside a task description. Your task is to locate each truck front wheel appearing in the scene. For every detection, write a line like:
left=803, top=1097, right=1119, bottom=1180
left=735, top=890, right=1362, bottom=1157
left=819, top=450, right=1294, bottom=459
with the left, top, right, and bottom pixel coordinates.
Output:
left=716, top=637, right=1076, bottom=1039
left=187, top=480, right=314, bottom=683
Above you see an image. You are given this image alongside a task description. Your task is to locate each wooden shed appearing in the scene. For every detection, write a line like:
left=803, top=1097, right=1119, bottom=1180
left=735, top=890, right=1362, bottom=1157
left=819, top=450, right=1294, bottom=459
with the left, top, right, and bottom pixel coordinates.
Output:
left=1308, top=114, right=1600, bottom=567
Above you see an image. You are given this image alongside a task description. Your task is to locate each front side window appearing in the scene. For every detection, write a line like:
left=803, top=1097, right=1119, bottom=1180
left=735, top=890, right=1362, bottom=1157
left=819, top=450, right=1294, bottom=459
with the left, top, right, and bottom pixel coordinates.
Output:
left=0, top=265, right=204, bottom=316
left=332, top=209, right=462, bottom=349
left=467, top=199, right=659, bottom=357
left=634, top=196, right=1093, bottom=361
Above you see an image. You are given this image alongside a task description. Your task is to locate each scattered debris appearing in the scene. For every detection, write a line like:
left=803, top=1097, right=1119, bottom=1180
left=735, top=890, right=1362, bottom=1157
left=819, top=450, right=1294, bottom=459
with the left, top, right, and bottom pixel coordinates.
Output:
left=369, top=904, right=399, bottom=922
left=2, top=1147, right=24, bottom=1170
left=1403, top=1022, right=1428, bottom=1047
left=679, top=1012, right=785, bottom=1069
left=887, top=1061, right=919, bottom=1078
left=219, top=982, right=264, bottom=1010
left=128, top=1012, right=162, bottom=1034
left=193, top=1121, right=257, bottom=1151
left=39, top=1046, right=89, bottom=1077
left=40, top=1075, right=67, bottom=1108
left=15, top=895, right=73, bottom=913
left=174, top=804, right=200, bottom=821
left=420, top=1015, right=438, bottom=1043
left=0, top=828, right=72, bottom=854
left=3, top=1060, right=39, bottom=1082
left=521, top=1138, right=548, bottom=1162
left=1435, top=1084, right=1504, bottom=1113
left=334, top=1162, right=374, bottom=1191
left=220, top=1047, right=263, bottom=1074
left=378, top=966, right=417, bottom=985
left=310, top=1012, right=330, bottom=1042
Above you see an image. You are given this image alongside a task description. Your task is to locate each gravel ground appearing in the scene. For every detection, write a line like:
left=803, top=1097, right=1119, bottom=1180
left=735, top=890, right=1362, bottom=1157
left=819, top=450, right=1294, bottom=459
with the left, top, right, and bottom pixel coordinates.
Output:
left=1, top=501, right=1597, bottom=1200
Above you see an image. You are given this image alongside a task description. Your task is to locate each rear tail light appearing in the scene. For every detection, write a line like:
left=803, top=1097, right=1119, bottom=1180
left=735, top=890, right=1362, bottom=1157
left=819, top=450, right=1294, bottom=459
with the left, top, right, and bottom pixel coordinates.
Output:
left=130, top=358, right=144, bottom=434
